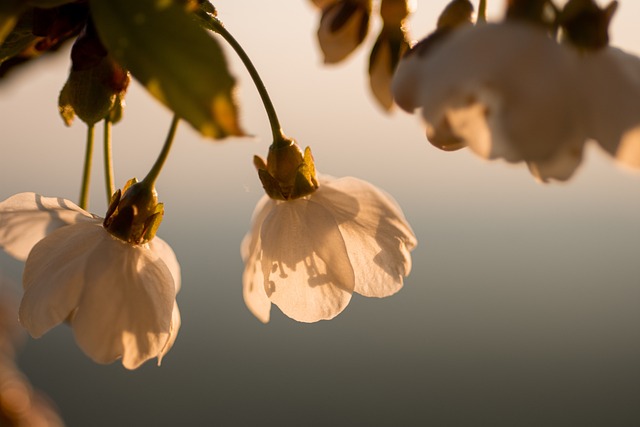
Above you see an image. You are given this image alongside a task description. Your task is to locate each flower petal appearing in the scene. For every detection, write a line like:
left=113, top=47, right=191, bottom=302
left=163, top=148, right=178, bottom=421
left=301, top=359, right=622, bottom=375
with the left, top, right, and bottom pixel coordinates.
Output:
left=71, top=233, right=175, bottom=370
left=393, top=23, right=587, bottom=180
left=19, top=221, right=103, bottom=338
left=260, top=199, right=355, bottom=322
left=158, top=302, right=181, bottom=366
left=241, top=195, right=274, bottom=323
left=0, top=192, right=95, bottom=261
left=148, top=236, right=182, bottom=294
left=314, top=177, right=416, bottom=297
left=580, top=47, right=640, bottom=169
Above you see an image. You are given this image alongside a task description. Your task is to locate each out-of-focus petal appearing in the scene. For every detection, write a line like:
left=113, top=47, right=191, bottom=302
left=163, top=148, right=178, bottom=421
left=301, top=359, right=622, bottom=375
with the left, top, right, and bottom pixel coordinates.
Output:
left=241, top=195, right=274, bottom=323
left=314, top=177, right=416, bottom=297
left=0, top=192, right=95, bottom=261
left=260, top=200, right=355, bottom=322
left=317, top=0, right=371, bottom=64
left=0, top=276, right=24, bottom=356
left=71, top=235, right=175, bottom=370
left=393, top=22, right=588, bottom=180
left=148, top=236, right=182, bottom=294
left=19, top=221, right=103, bottom=338
left=580, top=47, right=640, bottom=169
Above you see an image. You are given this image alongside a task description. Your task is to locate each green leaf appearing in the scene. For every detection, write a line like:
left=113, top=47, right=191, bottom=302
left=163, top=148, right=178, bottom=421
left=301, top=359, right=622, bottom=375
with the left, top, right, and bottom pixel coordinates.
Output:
left=89, top=0, right=244, bottom=139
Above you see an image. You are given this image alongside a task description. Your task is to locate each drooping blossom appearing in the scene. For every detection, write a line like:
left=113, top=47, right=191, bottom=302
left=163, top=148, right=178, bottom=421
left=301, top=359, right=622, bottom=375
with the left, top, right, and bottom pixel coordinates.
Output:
left=392, top=0, right=640, bottom=181
left=0, top=188, right=181, bottom=370
left=242, top=138, right=417, bottom=323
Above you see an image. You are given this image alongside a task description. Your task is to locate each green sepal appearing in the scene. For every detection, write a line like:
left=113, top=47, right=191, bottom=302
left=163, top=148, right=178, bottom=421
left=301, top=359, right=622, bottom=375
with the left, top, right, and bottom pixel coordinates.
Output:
left=89, top=0, right=244, bottom=139
left=103, top=178, right=163, bottom=244
left=141, top=203, right=164, bottom=242
left=257, top=168, right=286, bottom=201
left=290, top=147, right=319, bottom=199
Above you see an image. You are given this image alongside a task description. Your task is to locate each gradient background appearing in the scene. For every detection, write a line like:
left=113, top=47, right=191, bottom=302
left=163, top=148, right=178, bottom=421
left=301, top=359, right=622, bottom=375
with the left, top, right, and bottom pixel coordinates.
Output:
left=1, top=1, right=640, bottom=425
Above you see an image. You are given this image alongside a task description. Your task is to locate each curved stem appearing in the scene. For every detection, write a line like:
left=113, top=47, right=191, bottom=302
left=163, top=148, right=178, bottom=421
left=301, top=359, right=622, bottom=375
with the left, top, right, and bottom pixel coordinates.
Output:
left=478, top=0, right=487, bottom=23
left=79, top=124, right=95, bottom=210
left=103, top=119, right=115, bottom=202
left=206, top=16, right=287, bottom=146
left=142, top=115, right=179, bottom=187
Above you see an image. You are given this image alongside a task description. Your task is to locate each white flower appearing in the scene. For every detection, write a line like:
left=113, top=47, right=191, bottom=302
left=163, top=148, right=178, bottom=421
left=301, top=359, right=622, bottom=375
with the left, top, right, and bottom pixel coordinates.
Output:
left=393, top=22, right=589, bottom=182
left=242, top=175, right=417, bottom=323
left=0, top=192, right=181, bottom=370
left=393, top=20, right=640, bottom=181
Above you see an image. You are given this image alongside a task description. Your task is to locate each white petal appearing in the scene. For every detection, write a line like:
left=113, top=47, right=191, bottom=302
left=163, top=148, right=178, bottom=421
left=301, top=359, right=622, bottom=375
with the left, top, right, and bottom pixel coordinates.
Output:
left=158, top=302, right=181, bottom=365
left=241, top=196, right=275, bottom=323
left=71, top=234, right=175, bottom=370
left=314, top=177, right=417, bottom=297
left=148, top=236, right=181, bottom=294
left=260, top=199, right=355, bottom=322
left=580, top=47, right=640, bottom=169
left=393, top=23, right=587, bottom=179
left=19, top=221, right=103, bottom=337
left=0, top=193, right=95, bottom=261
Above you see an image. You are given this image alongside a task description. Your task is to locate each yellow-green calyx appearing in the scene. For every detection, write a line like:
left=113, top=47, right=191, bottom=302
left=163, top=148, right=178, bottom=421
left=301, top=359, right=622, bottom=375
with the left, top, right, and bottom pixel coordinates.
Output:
left=254, top=138, right=319, bottom=201
left=103, top=178, right=164, bottom=244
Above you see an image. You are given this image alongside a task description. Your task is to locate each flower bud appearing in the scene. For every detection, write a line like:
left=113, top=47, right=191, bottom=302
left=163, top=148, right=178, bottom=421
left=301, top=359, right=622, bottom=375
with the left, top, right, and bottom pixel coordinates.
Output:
left=316, top=0, right=371, bottom=64
left=254, top=139, right=319, bottom=201
left=437, top=0, right=474, bottom=30
left=58, top=19, right=130, bottom=126
left=103, top=179, right=164, bottom=244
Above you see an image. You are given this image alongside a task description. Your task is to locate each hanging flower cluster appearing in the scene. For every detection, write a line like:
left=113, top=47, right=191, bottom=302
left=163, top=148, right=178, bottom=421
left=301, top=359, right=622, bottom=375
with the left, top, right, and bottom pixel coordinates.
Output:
left=0, top=0, right=418, bottom=375
left=310, top=0, right=414, bottom=111
left=392, top=0, right=640, bottom=182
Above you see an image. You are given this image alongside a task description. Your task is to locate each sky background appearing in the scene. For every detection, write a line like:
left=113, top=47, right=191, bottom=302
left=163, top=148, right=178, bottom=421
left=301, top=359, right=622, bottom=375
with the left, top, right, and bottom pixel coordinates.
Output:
left=1, top=1, right=640, bottom=425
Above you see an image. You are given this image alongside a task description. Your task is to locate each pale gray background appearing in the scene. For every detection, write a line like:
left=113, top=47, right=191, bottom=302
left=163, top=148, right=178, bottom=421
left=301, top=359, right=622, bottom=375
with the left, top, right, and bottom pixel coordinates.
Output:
left=1, top=1, right=639, bottom=425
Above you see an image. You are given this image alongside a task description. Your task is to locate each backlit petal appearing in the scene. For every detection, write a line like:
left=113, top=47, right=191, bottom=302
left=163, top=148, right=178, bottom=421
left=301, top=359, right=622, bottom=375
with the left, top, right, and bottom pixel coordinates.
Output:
left=260, top=199, right=355, bottom=322
left=158, top=303, right=181, bottom=365
left=0, top=193, right=95, bottom=261
left=580, top=47, right=640, bottom=169
left=148, top=236, right=182, bottom=294
left=71, top=234, right=175, bottom=370
left=19, top=221, right=103, bottom=337
left=241, top=195, right=274, bottom=323
left=314, top=177, right=416, bottom=297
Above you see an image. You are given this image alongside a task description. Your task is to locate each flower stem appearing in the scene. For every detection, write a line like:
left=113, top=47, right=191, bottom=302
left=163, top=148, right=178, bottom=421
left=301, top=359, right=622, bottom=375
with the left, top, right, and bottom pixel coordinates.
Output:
left=206, top=16, right=288, bottom=147
left=79, top=124, right=95, bottom=210
left=103, top=119, right=115, bottom=202
left=142, top=115, right=179, bottom=188
left=478, top=0, right=487, bottom=23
